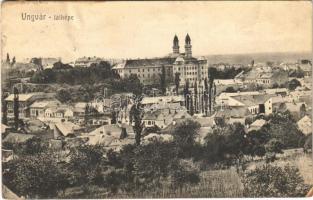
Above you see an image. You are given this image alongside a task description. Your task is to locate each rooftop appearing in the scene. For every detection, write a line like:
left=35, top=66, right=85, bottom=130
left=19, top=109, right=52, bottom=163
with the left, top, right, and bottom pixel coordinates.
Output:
left=231, top=94, right=272, bottom=106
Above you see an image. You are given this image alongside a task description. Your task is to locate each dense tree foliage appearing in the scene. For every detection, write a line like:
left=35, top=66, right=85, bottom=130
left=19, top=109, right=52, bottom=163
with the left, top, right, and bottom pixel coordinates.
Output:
left=3, top=153, right=65, bottom=198
left=288, top=79, right=302, bottom=91
left=30, top=61, right=119, bottom=85
left=242, top=164, right=311, bottom=197
left=263, top=111, right=305, bottom=148
left=2, top=137, right=48, bottom=156
left=208, top=66, right=246, bottom=79
left=171, top=119, right=200, bottom=158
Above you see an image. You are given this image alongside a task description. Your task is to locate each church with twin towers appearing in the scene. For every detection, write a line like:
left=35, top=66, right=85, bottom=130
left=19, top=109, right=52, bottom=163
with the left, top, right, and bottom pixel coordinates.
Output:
left=113, top=34, right=209, bottom=88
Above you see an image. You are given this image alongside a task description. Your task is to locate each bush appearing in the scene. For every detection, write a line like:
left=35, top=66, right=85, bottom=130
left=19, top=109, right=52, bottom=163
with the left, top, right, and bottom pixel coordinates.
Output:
left=242, top=164, right=311, bottom=197
left=3, top=153, right=66, bottom=198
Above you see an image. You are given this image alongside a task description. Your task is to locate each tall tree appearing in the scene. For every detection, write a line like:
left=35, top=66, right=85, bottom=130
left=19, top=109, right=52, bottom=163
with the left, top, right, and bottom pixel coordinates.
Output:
left=130, top=101, right=143, bottom=146
left=190, top=95, right=194, bottom=116
left=13, top=87, right=19, bottom=130
left=204, top=78, right=209, bottom=116
left=194, top=81, right=198, bottom=113
left=2, top=98, right=8, bottom=125
left=111, top=111, right=117, bottom=124
left=183, top=80, right=190, bottom=112
left=160, top=65, right=167, bottom=95
left=6, top=53, right=10, bottom=64
left=84, top=103, right=89, bottom=125
left=174, top=72, right=181, bottom=95
left=11, top=56, right=16, bottom=66
left=208, top=68, right=215, bottom=115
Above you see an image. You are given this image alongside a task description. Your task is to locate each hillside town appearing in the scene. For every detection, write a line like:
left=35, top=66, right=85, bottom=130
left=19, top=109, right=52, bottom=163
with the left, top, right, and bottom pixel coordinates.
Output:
left=2, top=34, right=312, bottom=198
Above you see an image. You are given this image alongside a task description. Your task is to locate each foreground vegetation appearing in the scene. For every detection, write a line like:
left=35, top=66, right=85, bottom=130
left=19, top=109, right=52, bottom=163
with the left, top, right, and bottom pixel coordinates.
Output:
left=2, top=111, right=312, bottom=198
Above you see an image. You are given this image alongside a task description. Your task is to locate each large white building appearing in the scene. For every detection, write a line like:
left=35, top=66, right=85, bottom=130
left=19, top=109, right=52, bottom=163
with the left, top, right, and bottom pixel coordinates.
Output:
left=113, top=34, right=209, bottom=87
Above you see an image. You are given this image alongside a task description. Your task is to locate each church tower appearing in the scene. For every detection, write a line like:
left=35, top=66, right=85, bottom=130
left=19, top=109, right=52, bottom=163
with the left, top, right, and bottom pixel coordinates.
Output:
left=185, top=33, right=192, bottom=58
left=173, top=35, right=180, bottom=54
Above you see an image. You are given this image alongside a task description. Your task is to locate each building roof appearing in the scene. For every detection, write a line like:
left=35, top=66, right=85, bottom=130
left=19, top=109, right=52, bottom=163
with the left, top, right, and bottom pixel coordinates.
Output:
left=264, top=88, right=288, bottom=94
left=123, top=57, right=176, bottom=68
left=297, top=115, right=312, bottom=135
left=142, top=133, right=173, bottom=144
left=193, top=116, right=215, bottom=127
left=30, top=100, right=60, bottom=108
left=1, top=124, right=9, bottom=134
left=217, top=91, right=260, bottom=101
left=3, top=133, right=35, bottom=143
left=86, top=124, right=134, bottom=146
left=250, top=119, right=267, bottom=127
left=231, top=94, right=272, bottom=107
left=215, top=107, right=251, bottom=118
left=142, top=95, right=184, bottom=105
left=284, top=102, right=306, bottom=113
left=214, top=79, right=243, bottom=86
left=89, top=124, right=134, bottom=138
left=55, top=122, right=80, bottom=136
left=5, top=93, right=41, bottom=101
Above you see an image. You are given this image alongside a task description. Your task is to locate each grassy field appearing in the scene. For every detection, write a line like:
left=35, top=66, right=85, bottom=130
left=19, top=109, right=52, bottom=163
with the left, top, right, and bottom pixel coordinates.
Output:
left=61, top=167, right=243, bottom=198
left=61, top=151, right=312, bottom=198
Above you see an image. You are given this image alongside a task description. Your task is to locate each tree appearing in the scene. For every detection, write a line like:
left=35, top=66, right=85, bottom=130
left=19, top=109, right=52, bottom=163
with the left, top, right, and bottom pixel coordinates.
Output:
left=11, top=56, right=16, bottom=66
left=194, top=82, right=198, bottom=113
left=190, top=95, right=194, bottom=116
left=3, top=153, right=65, bottom=198
left=225, top=86, right=236, bottom=93
left=303, top=133, right=312, bottom=153
left=67, top=145, right=106, bottom=187
left=120, top=127, right=127, bottom=139
left=6, top=53, right=10, bottom=63
left=123, top=74, right=143, bottom=96
left=2, top=95, right=8, bottom=125
left=160, top=65, right=167, bottom=95
left=265, top=138, right=284, bottom=154
left=3, top=137, right=48, bottom=156
left=288, top=79, right=301, bottom=91
left=84, top=103, right=90, bottom=124
left=203, top=78, right=209, bottom=115
left=242, top=164, right=310, bottom=197
left=171, top=119, right=200, bottom=158
left=111, top=111, right=117, bottom=124
left=265, top=112, right=305, bottom=148
left=183, top=80, right=190, bottom=112
left=300, top=104, right=306, bottom=118
left=52, top=61, right=73, bottom=70
left=174, top=72, right=180, bottom=95
left=56, top=89, right=71, bottom=103
left=13, top=87, right=19, bottom=130
left=207, top=68, right=216, bottom=115
left=130, top=102, right=143, bottom=146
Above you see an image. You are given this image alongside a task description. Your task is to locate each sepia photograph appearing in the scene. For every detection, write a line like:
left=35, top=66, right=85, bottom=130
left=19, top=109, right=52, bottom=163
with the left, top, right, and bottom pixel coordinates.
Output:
left=1, top=1, right=313, bottom=198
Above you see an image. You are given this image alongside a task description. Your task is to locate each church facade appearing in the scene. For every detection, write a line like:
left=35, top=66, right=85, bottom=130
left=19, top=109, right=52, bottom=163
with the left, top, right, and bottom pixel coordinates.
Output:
left=113, top=34, right=209, bottom=87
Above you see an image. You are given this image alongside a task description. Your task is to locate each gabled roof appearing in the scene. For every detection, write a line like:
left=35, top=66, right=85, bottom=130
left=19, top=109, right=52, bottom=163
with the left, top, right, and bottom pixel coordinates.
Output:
left=5, top=93, right=41, bottom=101
left=215, top=107, right=251, bottom=118
left=231, top=94, right=272, bottom=107
left=297, top=115, right=312, bottom=135
left=55, top=122, right=80, bottom=136
left=142, top=95, right=184, bottom=105
left=30, top=100, right=60, bottom=108
left=284, top=102, right=306, bottom=113
left=124, top=57, right=176, bottom=68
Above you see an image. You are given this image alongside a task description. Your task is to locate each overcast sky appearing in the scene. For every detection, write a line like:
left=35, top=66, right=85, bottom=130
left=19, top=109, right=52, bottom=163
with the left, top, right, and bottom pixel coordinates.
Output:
left=2, top=1, right=312, bottom=62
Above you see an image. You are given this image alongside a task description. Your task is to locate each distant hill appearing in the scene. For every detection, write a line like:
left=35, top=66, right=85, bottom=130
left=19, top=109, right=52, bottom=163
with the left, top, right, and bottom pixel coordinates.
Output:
left=200, top=52, right=312, bottom=65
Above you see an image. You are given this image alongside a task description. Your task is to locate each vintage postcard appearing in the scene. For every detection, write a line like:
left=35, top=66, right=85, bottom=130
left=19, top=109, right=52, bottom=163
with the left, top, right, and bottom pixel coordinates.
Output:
left=1, top=1, right=312, bottom=199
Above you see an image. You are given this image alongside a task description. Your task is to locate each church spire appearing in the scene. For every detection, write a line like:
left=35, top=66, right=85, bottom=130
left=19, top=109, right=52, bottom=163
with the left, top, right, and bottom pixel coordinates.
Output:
left=185, top=33, right=191, bottom=45
left=173, top=34, right=180, bottom=54
left=185, top=33, right=192, bottom=58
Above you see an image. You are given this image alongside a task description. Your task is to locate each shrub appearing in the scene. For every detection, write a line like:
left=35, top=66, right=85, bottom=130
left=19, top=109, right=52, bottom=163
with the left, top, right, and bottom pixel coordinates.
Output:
left=242, top=164, right=311, bottom=197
